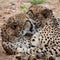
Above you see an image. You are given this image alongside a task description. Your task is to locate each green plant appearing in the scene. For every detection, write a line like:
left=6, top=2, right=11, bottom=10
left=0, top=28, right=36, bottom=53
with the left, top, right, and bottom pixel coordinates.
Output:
left=19, top=5, right=27, bottom=11
left=31, top=0, right=45, bottom=5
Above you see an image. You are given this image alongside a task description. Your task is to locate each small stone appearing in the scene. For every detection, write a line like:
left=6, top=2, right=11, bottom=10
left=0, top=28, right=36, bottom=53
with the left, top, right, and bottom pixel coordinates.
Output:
left=9, top=2, right=15, bottom=5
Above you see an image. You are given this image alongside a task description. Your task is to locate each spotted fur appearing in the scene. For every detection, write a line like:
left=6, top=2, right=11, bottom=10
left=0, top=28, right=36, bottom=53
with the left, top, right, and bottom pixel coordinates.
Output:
left=16, top=6, right=60, bottom=60
left=31, top=18, right=60, bottom=60
left=1, top=5, right=60, bottom=60
left=1, top=13, right=29, bottom=54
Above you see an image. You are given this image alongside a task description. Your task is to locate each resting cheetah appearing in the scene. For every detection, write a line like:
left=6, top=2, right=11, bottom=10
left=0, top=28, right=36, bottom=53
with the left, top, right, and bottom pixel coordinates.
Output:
left=1, top=13, right=36, bottom=54
left=1, top=13, right=27, bottom=42
left=22, top=5, right=60, bottom=60
left=1, top=12, right=40, bottom=55
left=1, top=5, right=60, bottom=60
left=16, top=6, right=60, bottom=60
left=31, top=17, right=60, bottom=60
left=1, top=13, right=31, bottom=54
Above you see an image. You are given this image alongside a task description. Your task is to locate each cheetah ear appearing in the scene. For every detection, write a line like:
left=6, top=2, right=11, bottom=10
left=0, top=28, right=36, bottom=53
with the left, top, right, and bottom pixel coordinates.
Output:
left=41, top=9, right=53, bottom=18
left=22, top=20, right=32, bottom=35
left=23, top=20, right=31, bottom=31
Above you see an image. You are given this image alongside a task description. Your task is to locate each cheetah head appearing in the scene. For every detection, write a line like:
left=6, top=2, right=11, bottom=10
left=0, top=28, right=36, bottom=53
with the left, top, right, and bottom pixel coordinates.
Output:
left=22, top=5, right=54, bottom=37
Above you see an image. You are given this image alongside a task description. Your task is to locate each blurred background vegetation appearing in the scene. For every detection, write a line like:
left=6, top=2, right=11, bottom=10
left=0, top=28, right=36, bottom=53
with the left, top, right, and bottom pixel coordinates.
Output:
left=20, top=0, right=47, bottom=11
left=30, top=0, right=46, bottom=5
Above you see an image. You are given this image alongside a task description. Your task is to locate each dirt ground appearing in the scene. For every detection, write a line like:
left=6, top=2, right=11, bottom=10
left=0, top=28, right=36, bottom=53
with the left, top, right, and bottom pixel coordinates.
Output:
left=0, top=0, right=60, bottom=60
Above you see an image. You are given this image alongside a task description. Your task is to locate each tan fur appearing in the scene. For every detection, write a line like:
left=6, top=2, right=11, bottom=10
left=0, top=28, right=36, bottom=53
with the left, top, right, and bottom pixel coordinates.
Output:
left=1, top=13, right=27, bottom=42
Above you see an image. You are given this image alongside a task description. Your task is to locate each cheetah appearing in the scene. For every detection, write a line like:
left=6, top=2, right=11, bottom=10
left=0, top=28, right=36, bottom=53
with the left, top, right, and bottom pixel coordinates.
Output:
left=1, top=5, right=60, bottom=60
left=1, top=13, right=27, bottom=42
left=1, top=13, right=31, bottom=54
left=30, top=15, right=60, bottom=60
left=1, top=12, right=40, bottom=55
left=1, top=12, right=31, bottom=54
left=16, top=6, right=60, bottom=60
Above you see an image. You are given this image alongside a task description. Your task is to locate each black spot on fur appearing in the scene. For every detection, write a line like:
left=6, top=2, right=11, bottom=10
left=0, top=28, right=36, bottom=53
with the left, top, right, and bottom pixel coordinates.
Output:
left=49, top=50, right=53, bottom=55
left=44, top=44, right=48, bottom=47
left=32, top=39, right=35, bottom=41
left=36, top=55, right=40, bottom=59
